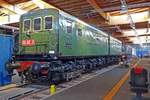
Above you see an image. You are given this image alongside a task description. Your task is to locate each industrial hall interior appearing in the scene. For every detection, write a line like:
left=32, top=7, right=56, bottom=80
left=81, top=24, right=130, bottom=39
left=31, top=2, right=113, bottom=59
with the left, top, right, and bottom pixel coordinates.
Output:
left=0, top=0, right=150, bottom=100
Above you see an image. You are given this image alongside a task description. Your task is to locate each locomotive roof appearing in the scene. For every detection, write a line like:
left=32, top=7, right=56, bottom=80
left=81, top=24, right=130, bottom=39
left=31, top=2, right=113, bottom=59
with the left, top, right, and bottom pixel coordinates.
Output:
left=59, top=10, right=108, bottom=37
left=59, top=9, right=122, bottom=43
left=21, top=8, right=121, bottom=43
left=21, top=8, right=108, bottom=37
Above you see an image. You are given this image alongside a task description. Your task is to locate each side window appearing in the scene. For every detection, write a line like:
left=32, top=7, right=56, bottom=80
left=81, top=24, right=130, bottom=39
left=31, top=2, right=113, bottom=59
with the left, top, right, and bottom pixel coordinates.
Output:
left=45, top=16, right=52, bottom=30
left=78, top=28, right=82, bottom=36
left=66, top=21, right=72, bottom=33
left=23, top=19, right=31, bottom=32
left=34, top=18, right=41, bottom=31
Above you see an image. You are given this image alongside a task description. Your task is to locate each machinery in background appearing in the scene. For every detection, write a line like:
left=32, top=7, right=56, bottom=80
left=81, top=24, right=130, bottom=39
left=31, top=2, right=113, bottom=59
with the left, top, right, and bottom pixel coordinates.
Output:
left=120, top=44, right=133, bottom=68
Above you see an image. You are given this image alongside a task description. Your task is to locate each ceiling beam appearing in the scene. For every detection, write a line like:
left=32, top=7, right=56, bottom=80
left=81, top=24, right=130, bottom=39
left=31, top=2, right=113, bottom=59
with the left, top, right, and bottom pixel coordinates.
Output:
left=117, top=37, right=131, bottom=43
left=0, top=15, right=20, bottom=25
left=0, top=8, right=15, bottom=15
left=49, top=1, right=88, bottom=10
left=125, top=41, right=133, bottom=44
left=87, top=0, right=107, bottom=20
left=117, top=37, right=130, bottom=40
left=115, top=34, right=150, bottom=38
left=120, top=21, right=149, bottom=30
left=112, top=32, right=122, bottom=35
left=32, top=0, right=44, bottom=9
left=81, top=15, right=106, bottom=25
left=22, top=4, right=37, bottom=11
left=57, top=0, right=84, bottom=5
left=98, top=21, right=149, bottom=30
left=101, top=2, right=150, bottom=12
left=114, top=35, right=128, bottom=38
left=118, top=39, right=132, bottom=43
left=0, top=0, right=26, bottom=15
left=7, top=0, right=30, bottom=5
left=0, top=24, right=19, bottom=30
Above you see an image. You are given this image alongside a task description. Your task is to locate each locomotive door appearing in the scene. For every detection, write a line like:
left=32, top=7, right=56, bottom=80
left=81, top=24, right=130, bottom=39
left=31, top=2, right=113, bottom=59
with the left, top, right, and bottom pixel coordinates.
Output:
left=65, top=20, right=73, bottom=49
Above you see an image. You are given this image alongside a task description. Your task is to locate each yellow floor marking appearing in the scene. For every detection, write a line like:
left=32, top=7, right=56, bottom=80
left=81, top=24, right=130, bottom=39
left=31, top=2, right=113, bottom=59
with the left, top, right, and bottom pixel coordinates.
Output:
left=103, top=60, right=140, bottom=100
left=0, top=84, right=17, bottom=91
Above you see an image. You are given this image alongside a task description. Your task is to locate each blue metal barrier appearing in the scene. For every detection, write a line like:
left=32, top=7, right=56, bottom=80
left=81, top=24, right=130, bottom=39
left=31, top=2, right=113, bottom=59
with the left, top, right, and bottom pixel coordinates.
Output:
left=0, top=34, right=14, bottom=86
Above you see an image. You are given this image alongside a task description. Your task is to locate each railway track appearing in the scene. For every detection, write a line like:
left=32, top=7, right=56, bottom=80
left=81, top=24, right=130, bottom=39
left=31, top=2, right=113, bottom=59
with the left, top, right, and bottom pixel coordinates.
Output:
left=4, top=64, right=118, bottom=100
left=13, top=73, right=97, bottom=100
left=18, top=74, right=99, bottom=100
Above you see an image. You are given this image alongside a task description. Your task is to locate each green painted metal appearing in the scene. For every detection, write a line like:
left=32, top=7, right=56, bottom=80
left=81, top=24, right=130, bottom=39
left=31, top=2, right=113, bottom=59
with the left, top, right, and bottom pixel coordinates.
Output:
left=58, top=14, right=108, bottom=57
left=18, top=8, right=122, bottom=57
left=109, top=37, right=122, bottom=55
left=18, top=9, right=58, bottom=54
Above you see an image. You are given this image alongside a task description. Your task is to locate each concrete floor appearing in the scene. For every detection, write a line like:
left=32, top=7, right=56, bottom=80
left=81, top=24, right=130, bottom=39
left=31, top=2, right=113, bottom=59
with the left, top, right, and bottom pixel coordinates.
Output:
left=113, top=58, right=150, bottom=100
left=44, top=58, right=150, bottom=100
left=44, top=67, right=128, bottom=100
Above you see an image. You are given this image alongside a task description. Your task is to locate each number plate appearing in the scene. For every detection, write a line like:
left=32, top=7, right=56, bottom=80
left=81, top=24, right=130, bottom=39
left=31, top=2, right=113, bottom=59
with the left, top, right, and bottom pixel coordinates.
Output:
left=22, top=39, right=35, bottom=46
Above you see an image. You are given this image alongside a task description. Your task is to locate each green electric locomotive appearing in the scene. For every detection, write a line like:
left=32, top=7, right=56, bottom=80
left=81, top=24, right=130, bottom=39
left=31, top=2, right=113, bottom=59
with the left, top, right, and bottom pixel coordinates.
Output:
left=12, top=8, right=122, bottom=83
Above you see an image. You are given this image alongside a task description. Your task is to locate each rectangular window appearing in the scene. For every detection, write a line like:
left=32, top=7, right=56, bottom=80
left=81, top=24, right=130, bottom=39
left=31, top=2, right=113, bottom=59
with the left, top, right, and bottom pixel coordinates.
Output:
left=78, top=28, right=82, bottom=36
left=45, top=16, right=52, bottom=30
left=34, top=18, right=41, bottom=31
left=23, top=19, right=31, bottom=32
left=66, top=21, right=72, bottom=33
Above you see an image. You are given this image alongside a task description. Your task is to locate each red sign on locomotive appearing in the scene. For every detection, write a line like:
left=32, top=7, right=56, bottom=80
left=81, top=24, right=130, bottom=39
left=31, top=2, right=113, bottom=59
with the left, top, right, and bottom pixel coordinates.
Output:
left=22, top=39, right=35, bottom=46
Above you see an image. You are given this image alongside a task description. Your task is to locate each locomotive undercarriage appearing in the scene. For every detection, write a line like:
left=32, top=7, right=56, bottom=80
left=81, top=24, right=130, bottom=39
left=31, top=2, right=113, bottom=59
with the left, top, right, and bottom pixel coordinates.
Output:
left=16, top=55, right=120, bottom=84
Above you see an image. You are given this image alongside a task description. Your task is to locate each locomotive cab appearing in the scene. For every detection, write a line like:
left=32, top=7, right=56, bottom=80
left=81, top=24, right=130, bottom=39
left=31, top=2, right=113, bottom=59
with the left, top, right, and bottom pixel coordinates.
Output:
left=17, top=9, right=59, bottom=60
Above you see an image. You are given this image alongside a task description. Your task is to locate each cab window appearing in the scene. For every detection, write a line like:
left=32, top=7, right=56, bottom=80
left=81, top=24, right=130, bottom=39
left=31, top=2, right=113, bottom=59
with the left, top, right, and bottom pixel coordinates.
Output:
left=34, top=18, right=41, bottom=31
left=78, top=28, right=82, bottom=36
left=66, top=21, right=72, bottom=33
left=45, top=16, right=52, bottom=30
left=23, top=19, right=31, bottom=32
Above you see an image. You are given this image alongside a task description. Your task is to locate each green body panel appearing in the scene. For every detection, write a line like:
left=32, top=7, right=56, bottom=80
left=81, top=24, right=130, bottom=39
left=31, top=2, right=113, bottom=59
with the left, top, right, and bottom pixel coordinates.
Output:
left=18, top=9, right=59, bottom=54
left=58, top=14, right=108, bottom=57
left=109, top=37, right=122, bottom=55
left=18, top=8, right=122, bottom=58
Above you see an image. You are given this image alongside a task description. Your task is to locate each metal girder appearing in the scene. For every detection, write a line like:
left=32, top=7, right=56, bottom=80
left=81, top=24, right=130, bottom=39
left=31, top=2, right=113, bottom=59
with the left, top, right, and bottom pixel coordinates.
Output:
left=87, top=0, right=107, bottom=20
